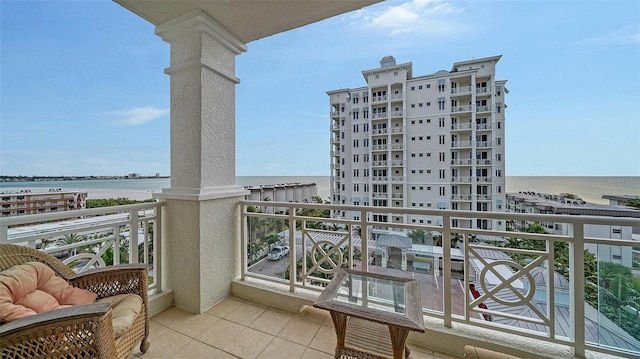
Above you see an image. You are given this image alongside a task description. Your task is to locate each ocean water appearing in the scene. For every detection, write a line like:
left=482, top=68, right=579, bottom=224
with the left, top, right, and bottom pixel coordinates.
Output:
left=1, top=176, right=638, bottom=204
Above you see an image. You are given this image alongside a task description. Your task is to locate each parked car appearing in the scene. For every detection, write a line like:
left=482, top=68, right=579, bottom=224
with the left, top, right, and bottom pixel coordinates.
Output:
left=267, top=245, right=289, bottom=260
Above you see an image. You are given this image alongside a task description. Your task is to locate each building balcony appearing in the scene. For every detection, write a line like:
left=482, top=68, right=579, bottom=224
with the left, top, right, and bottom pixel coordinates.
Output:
left=451, top=159, right=473, bottom=166
left=451, top=86, right=472, bottom=95
left=391, top=160, right=404, bottom=166
left=372, top=192, right=388, bottom=198
left=372, top=160, right=388, bottom=167
left=452, top=176, right=473, bottom=183
left=451, top=194, right=473, bottom=201
left=373, top=95, right=387, bottom=102
left=391, top=176, right=406, bottom=182
left=452, top=123, right=473, bottom=131
left=372, top=128, right=388, bottom=135
left=476, top=159, right=492, bottom=165
left=390, top=93, right=403, bottom=100
left=371, top=176, right=388, bottom=182
left=476, top=123, right=492, bottom=130
left=391, top=110, right=403, bottom=118
left=372, top=144, right=388, bottom=151
left=372, top=112, right=388, bottom=119
left=390, top=127, right=404, bottom=134
left=452, top=141, right=473, bottom=148
left=2, top=202, right=640, bottom=358
left=451, top=105, right=473, bottom=113
left=476, top=105, right=492, bottom=113
left=476, top=87, right=490, bottom=95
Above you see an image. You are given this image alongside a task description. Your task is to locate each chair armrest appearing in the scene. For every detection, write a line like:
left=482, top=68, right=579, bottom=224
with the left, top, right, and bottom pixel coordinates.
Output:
left=1, top=303, right=118, bottom=359
left=0, top=302, right=113, bottom=337
left=70, top=264, right=148, bottom=300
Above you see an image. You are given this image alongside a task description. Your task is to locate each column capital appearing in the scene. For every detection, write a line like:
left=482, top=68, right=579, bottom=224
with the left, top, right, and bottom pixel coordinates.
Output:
left=155, top=9, right=246, bottom=55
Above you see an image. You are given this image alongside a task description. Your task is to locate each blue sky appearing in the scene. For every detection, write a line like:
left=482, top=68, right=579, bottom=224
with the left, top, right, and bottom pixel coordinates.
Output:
left=1, top=0, right=639, bottom=177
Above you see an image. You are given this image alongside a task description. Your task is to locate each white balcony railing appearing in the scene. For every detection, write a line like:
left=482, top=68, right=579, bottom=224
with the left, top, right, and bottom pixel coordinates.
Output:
left=476, top=105, right=491, bottom=113
left=0, top=202, right=164, bottom=294
left=240, top=200, right=640, bottom=358
left=451, top=86, right=472, bottom=95
left=451, top=105, right=472, bottom=113
left=3, top=199, right=640, bottom=358
left=452, top=123, right=473, bottom=131
left=451, top=159, right=473, bottom=166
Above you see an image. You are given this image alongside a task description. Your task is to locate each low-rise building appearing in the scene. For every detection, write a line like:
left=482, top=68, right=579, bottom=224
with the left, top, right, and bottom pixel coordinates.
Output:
left=0, top=189, right=87, bottom=218
left=507, top=192, right=640, bottom=267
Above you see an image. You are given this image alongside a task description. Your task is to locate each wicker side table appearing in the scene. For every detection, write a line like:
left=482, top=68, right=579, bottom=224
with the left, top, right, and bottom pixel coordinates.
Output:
left=314, top=269, right=424, bottom=359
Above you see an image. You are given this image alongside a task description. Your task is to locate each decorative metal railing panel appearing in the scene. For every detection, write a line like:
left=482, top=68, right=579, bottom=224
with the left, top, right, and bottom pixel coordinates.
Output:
left=0, top=202, right=164, bottom=293
left=240, top=200, right=640, bottom=358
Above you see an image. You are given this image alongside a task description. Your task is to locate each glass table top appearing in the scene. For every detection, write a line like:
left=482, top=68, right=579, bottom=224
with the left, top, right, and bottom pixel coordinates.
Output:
left=314, top=269, right=425, bottom=332
left=333, top=272, right=407, bottom=315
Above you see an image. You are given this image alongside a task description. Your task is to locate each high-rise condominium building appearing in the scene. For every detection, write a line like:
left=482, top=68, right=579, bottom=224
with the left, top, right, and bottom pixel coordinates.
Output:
left=328, top=55, right=508, bottom=230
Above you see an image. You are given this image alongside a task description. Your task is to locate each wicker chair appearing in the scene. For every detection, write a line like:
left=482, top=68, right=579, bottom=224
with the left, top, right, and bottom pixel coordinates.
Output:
left=0, top=244, right=150, bottom=358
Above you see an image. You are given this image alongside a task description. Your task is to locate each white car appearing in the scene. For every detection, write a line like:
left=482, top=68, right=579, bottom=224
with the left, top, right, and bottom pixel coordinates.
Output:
left=267, top=245, right=289, bottom=260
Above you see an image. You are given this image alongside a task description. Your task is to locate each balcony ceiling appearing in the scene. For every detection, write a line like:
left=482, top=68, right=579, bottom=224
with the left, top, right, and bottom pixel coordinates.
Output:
left=114, top=0, right=381, bottom=43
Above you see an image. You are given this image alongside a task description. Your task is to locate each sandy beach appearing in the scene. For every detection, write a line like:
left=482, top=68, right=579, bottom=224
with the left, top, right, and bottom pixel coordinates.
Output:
left=84, top=189, right=155, bottom=201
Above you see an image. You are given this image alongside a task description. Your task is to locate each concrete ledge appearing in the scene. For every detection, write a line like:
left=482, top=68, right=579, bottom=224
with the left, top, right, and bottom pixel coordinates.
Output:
left=231, top=278, right=317, bottom=313
left=408, top=316, right=626, bottom=359
left=148, top=290, right=174, bottom=317
left=230, top=279, right=629, bottom=359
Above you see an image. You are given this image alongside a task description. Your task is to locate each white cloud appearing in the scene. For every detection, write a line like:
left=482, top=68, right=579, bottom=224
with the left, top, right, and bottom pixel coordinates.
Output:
left=111, top=106, right=168, bottom=126
left=580, top=25, right=640, bottom=46
left=350, top=0, right=466, bottom=36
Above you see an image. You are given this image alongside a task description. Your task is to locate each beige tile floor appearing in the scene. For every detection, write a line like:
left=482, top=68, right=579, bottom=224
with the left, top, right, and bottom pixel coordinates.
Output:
left=132, top=296, right=461, bottom=359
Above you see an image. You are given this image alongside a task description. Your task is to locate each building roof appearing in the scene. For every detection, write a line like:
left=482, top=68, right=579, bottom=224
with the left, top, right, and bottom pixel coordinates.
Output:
left=602, top=194, right=639, bottom=202
left=377, top=234, right=413, bottom=249
left=507, top=192, right=640, bottom=217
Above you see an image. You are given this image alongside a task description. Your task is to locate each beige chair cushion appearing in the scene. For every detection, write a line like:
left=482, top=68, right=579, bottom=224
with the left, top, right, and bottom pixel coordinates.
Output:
left=97, top=294, right=143, bottom=338
left=0, top=262, right=97, bottom=323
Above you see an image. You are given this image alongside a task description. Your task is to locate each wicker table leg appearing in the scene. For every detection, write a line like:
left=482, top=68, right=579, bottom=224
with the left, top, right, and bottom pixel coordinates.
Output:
left=389, top=325, right=410, bottom=359
left=330, top=311, right=348, bottom=349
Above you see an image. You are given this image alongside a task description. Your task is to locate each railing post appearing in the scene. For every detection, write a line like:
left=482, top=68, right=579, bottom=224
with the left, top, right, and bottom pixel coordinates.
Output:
left=360, top=213, right=368, bottom=273
left=129, top=210, right=139, bottom=264
left=154, top=204, right=162, bottom=292
left=288, top=205, right=296, bottom=292
left=0, top=224, right=7, bottom=243
left=240, top=203, right=247, bottom=281
left=442, top=214, right=452, bottom=328
left=569, top=222, right=586, bottom=358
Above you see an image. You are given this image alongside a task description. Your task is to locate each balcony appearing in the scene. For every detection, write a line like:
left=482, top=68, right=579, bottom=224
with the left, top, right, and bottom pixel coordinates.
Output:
left=372, top=112, right=388, bottom=119
left=451, top=159, right=473, bottom=166
left=451, top=141, right=473, bottom=148
left=7, top=3, right=638, bottom=358
left=2, top=201, right=640, bottom=358
left=4, top=202, right=640, bottom=358
left=451, top=86, right=472, bottom=96
left=476, top=105, right=492, bottom=113
left=451, top=105, right=472, bottom=113
left=452, top=123, right=473, bottom=131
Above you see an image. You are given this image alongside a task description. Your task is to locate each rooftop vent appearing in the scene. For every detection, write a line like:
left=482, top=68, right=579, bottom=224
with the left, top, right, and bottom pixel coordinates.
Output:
left=380, top=55, right=396, bottom=68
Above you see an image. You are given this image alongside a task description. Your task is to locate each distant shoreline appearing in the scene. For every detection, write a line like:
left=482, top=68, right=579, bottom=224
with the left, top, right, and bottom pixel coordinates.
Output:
left=0, top=175, right=169, bottom=183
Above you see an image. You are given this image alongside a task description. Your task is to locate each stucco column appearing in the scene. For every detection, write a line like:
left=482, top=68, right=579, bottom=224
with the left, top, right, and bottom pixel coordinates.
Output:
left=153, top=10, right=249, bottom=313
